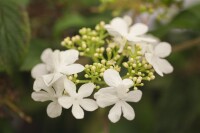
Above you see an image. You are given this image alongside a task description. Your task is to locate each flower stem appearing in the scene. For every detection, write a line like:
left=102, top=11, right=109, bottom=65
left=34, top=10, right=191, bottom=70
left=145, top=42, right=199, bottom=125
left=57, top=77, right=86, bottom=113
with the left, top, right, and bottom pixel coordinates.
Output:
left=117, top=55, right=124, bottom=65
left=103, top=114, right=109, bottom=133
left=173, top=37, right=200, bottom=52
left=4, top=99, right=32, bottom=123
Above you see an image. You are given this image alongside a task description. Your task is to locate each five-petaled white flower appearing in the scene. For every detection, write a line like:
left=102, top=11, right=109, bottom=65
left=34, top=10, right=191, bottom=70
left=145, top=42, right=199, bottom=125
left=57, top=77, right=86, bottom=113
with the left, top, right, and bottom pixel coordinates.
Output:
left=145, top=42, right=173, bottom=76
left=94, top=69, right=142, bottom=123
left=58, top=79, right=98, bottom=119
left=31, top=48, right=84, bottom=86
left=105, top=16, right=156, bottom=52
left=31, top=77, right=65, bottom=118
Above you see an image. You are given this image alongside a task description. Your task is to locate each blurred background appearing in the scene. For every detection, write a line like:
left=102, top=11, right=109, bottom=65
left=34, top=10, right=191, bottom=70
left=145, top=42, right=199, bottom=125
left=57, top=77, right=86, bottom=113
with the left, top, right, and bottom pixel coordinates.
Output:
left=0, top=0, right=200, bottom=133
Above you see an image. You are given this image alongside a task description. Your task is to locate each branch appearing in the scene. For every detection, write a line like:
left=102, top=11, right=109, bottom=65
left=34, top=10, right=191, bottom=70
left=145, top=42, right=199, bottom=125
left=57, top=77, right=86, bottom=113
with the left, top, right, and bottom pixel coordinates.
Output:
left=4, top=99, right=32, bottom=123
left=172, top=37, right=200, bottom=53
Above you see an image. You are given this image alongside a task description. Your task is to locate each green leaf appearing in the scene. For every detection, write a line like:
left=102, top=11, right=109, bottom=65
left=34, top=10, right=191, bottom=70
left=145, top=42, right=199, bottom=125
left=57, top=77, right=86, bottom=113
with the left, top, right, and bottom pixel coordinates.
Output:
left=152, top=4, right=200, bottom=38
left=20, top=39, right=51, bottom=71
left=0, top=0, right=30, bottom=74
left=53, top=12, right=110, bottom=37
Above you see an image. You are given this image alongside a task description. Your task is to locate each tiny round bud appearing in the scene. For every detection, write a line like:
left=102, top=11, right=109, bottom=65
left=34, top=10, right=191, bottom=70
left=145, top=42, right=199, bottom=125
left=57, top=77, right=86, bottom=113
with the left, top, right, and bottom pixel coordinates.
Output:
left=82, top=43, right=87, bottom=49
left=150, top=75, right=155, bottom=80
left=80, top=52, right=84, bottom=56
left=123, top=62, right=129, bottom=68
left=85, top=64, right=89, bottom=68
left=136, top=78, right=142, bottom=84
left=61, top=41, right=65, bottom=46
left=94, top=53, right=99, bottom=57
left=138, top=72, right=142, bottom=75
left=127, top=46, right=132, bottom=50
left=133, top=77, right=137, bottom=81
left=68, top=76, right=73, bottom=80
left=106, top=47, right=111, bottom=52
left=74, top=74, right=78, bottom=78
left=85, top=74, right=89, bottom=78
left=132, top=64, right=136, bottom=68
left=100, top=73, right=103, bottom=77
left=101, top=60, right=106, bottom=64
left=130, top=58, right=134, bottom=62
left=91, top=66, right=96, bottom=71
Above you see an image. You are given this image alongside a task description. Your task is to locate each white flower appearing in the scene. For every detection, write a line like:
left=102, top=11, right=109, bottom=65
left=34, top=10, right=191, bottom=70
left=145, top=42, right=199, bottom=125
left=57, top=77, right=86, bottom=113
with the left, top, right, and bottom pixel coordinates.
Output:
left=94, top=69, right=142, bottom=123
left=145, top=42, right=173, bottom=76
left=58, top=79, right=98, bottom=119
left=31, top=48, right=84, bottom=86
left=31, top=77, right=65, bottom=118
left=105, top=16, right=156, bottom=52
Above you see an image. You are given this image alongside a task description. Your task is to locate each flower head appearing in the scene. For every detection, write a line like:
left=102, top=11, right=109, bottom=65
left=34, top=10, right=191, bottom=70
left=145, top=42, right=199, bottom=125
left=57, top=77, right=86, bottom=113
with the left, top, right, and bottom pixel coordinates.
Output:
left=31, top=77, right=65, bottom=118
left=105, top=16, right=156, bottom=52
left=31, top=48, right=84, bottom=86
left=145, top=42, right=173, bottom=76
left=58, top=79, right=98, bottom=119
left=94, top=69, right=142, bottom=123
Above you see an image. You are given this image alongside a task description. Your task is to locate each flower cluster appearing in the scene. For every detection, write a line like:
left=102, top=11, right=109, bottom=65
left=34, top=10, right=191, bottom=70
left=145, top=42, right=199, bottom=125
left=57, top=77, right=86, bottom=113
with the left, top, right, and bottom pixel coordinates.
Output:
left=31, top=16, right=173, bottom=123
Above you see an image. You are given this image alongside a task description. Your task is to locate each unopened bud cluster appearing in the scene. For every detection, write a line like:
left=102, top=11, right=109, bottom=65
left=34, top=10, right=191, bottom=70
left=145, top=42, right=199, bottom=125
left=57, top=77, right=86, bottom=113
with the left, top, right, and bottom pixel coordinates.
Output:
left=61, top=22, right=106, bottom=58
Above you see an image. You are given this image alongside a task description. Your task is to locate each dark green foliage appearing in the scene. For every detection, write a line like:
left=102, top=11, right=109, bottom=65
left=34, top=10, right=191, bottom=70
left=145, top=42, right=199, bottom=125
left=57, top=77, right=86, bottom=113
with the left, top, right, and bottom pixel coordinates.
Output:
left=0, top=0, right=30, bottom=74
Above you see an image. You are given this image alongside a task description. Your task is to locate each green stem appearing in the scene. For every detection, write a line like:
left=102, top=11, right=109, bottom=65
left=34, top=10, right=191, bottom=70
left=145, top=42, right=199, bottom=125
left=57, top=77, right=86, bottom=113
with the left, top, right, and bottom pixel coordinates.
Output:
left=4, top=99, right=32, bottom=123
left=78, top=80, right=91, bottom=83
left=117, top=55, right=124, bottom=65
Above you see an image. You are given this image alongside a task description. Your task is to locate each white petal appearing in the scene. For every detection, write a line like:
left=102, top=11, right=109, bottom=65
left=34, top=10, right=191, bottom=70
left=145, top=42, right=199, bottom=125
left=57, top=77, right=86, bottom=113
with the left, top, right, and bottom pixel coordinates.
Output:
left=155, top=42, right=172, bottom=58
left=122, top=79, right=134, bottom=89
left=60, top=49, right=79, bottom=65
left=108, top=102, right=122, bottom=123
left=72, top=101, right=84, bottom=119
left=80, top=99, right=98, bottom=111
left=107, top=17, right=128, bottom=36
left=42, top=73, right=63, bottom=86
left=128, top=35, right=157, bottom=43
left=61, top=64, right=84, bottom=75
left=145, top=53, right=154, bottom=66
left=31, top=91, right=53, bottom=102
left=129, top=23, right=148, bottom=36
left=31, top=63, right=48, bottom=79
left=105, top=25, right=122, bottom=37
left=53, top=77, right=65, bottom=96
left=78, top=83, right=95, bottom=98
left=64, top=79, right=76, bottom=96
left=94, top=87, right=116, bottom=99
left=103, top=69, right=122, bottom=87
left=33, top=77, right=48, bottom=91
left=145, top=54, right=163, bottom=76
left=58, top=96, right=73, bottom=109
left=154, top=58, right=173, bottom=76
left=94, top=87, right=118, bottom=108
left=52, top=50, right=60, bottom=67
left=125, top=90, right=142, bottom=102
left=113, top=36, right=127, bottom=53
left=41, top=48, right=53, bottom=65
left=47, top=101, right=62, bottom=118
left=123, top=15, right=132, bottom=26
left=121, top=101, right=135, bottom=120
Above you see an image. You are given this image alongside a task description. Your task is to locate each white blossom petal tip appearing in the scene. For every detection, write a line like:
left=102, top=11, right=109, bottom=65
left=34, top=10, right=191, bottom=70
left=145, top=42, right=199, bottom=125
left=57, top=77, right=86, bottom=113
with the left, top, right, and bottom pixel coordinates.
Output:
left=129, top=23, right=148, bottom=36
left=47, top=101, right=62, bottom=118
left=103, top=69, right=122, bottom=87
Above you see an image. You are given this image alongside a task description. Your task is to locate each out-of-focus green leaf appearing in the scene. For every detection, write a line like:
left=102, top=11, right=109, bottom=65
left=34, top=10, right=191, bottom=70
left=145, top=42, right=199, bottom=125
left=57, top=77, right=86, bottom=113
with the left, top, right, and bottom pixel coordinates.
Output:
left=53, top=12, right=110, bottom=37
left=20, top=39, right=51, bottom=71
left=15, top=0, right=30, bottom=6
left=0, top=0, right=30, bottom=74
left=152, top=4, right=200, bottom=38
